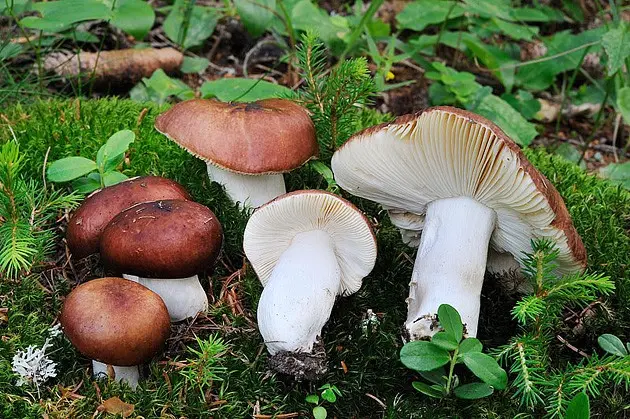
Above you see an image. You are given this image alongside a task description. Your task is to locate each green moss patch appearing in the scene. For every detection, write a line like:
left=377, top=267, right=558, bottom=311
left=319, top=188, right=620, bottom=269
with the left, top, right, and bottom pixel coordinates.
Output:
left=1, top=98, right=628, bottom=418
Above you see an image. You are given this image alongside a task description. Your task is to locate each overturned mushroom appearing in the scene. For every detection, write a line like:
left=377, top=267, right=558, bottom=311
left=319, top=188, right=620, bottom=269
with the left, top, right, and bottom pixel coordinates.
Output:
left=100, top=199, right=223, bottom=322
left=331, top=106, right=586, bottom=339
left=243, top=190, right=376, bottom=380
left=59, top=277, right=170, bottom=389
left=154, top=98, right=318, bottom=208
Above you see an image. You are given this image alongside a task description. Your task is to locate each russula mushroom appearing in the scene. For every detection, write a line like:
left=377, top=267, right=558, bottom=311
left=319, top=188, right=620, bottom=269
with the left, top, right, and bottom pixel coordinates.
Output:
left=243, top=190, right=377, bottom=380
left=100, top=199, right=223, bottom=322
left=154, top=98, right=319, bottom=208
left=331, top=106, right=587, bottom=339
left=66, top=176, right=191, bottom=258
left=59, top=277, right=170, bottom=389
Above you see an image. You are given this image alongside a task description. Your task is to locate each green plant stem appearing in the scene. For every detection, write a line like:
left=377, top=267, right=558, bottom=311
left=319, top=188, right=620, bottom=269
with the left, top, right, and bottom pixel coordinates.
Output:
left=338, top=0, right=385, bottom=62
left=555, top=45, right=592, bottom=133
left=446, top=347, right=459, bottom=395
left=276, top=0, right=296, bottom=53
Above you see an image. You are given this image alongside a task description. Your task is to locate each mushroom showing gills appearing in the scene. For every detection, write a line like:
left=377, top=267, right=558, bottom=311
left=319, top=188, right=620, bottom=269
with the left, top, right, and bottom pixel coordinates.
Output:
left=331, top=106, right=587, bottom=340
left=243, top=190, right=376, bottom=380
left=59, top=277, right=170, bottom=389
left=154, top=98, right=319, bottom=208
left=66, top=176, right=191, bottom=258
left=100, top=199, right=223, bottom=322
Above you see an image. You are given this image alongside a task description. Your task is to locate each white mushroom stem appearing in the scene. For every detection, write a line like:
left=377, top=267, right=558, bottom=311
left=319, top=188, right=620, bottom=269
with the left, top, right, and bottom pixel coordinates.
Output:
left=257, top=229, right=340, bottom=355
left=92, top=360, right=140, bottom=389
left=123, top=274, right=208, bottom=322
left=405, top=196, right=496, bottom=340
left=206, top=163, right=286, bottom=208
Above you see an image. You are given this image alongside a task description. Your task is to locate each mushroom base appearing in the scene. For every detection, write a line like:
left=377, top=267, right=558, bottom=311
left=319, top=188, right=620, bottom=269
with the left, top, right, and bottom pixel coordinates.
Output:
left=405, top=196, right=496, bottom=340
left=123, top=274, right=208, bottom=322
left=206, top=163, right=286, bottom=208
left=92, top=360, right=140, bottom=389
left=267, top=338, right=328, bottom=381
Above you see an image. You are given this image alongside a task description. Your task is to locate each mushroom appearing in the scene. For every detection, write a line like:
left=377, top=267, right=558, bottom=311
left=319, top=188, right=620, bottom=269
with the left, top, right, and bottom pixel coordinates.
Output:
left=331, top=106, right=587, bottom=339
left=66, top=176, right=191, bottom=258
left=59, top=277, right=170, bottom=389
left=154, top=98, right=319, bottom=208
left=100, top=199, right=223, bottom=322
left=243, top=190, right=377, bottom=379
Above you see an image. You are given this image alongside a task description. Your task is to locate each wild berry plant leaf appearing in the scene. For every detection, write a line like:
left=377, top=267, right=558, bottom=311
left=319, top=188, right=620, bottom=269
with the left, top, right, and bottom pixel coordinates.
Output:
left=47, top=157, right=97, bottom=182
left=598, top=334, right=628, bottom=357
left=400, top=341, right=451, bottom=372
left=459, top=338, right=483, bottom=355
left=565, top=392, right=590, bottom=419
left=412, top=381, right=444, bottom=398
left=431, top=331, right=459, bottom=351
left=461, top=352, right=508, bottom=390
left=453, top=382, right=494, bottom=399
left=437, top=304, right=463, bottom=342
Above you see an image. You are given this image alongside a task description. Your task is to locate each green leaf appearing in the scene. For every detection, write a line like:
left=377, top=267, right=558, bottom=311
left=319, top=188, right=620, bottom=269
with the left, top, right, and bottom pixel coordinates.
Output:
left=22, top=0, right=112, bottom=32
left=141, top=69, right=194, bottom=104
left=71, top=176, right=101, bottom=194
left=163, top=1, right=218, bottom=49
left=459, top=338, right=483, bottom=355
left=453, top=382, right=494, bottom=399
left=463, top=38, right=516, bottom=91
left=234, top=0, right=275, bottom=38
left=200, top=78, right=292, bottom=102
left=554, top=143, right=586, bottom=169
left=437, top=304, right=463, bottom=342
left=0, top=43, right=23, bottom=61
left=96, top=130, right=135, bottom=169
left=101, top=171, right=129, bottom=187
left=181, top=56, right=210, bottom=74
left=321, top=388, right=336, bottom=403
left=397, top=1, right=465, bottom=32
left=565, top=392, right=590, bottom=419
left=602, top=24, right=630, bottom=76
left=110, top=0, right=155, bottom=40
left=501, top=90, right=541, bottom=120
left=312, top=406, right=327, bottom=419
left=418, top=367, right=447, bottom=385
left=461, top=352, right=508, bottom=390
left=471, top=93, right=538, bottom=146
left=491, top=18, right=539, bottom=41
left=412, top=381, right=444, bottom=398
left=400, top=341, right=451, bottom=372
left=103, top=153, right=126, bottom=172
left=597, top=334, right=628, bottom=357
left=305, top=394, right=319, bottom=404
left=47, top=156, right=97, bottom=182
left=431, top=332, right=459, bottom=351
left=616, top=86, right=630, bottom=125
left=599, top=162, right=630, bottom=189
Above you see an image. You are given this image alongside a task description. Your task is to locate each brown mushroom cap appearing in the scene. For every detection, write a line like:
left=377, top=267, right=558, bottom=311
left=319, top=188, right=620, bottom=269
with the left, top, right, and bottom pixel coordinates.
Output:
left=66, top=176, right=191, bottom=259
left=154, top=98, right=319, bottom=174
left=59, top=277, right=170, bottom=366
left=100, top=199, right=223, bottom=278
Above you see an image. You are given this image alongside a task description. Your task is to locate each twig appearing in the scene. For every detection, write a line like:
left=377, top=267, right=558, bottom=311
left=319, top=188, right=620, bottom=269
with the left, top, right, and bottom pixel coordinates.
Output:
left=365, top=392, right=387, bottom=409
left=556, top=335, right=590, bottom=358
left=253, top=413, right=299, bottom=418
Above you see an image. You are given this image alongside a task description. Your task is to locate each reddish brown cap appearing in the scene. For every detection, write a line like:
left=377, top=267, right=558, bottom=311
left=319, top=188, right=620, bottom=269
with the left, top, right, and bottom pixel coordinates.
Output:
left=100, top=199, right=223, bottom=278
left=332, top=106, right=587, bottom=274
left=59, top=277, right=170, bottom=366
left=66, top=176, right=191, bottom=259
left=154, top=98, right=319, bottom=174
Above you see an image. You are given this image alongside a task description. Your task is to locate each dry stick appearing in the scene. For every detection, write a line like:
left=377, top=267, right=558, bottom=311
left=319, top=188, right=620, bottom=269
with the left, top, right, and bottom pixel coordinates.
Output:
left=253, top=413, right=299, bottom=419
left=556, top=335, right=590, bottom=358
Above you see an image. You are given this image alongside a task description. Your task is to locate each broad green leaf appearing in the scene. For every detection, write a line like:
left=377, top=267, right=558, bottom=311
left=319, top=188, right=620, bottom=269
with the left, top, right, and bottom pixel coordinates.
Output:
left=181, top=56, right=210, bottom=74
left=471, top=93, right=538, bottom=146
left=565, top=392, right=590, bottom=419
left=463, top=38, right=516, bottom=91
left=459, top=338, right=483, bottom=355
left=397, top=1, right=465, bottom=32
left=437, top=304, right=463, bottom=342
left=71, top=176, right=101, bottom=194
left=461, top=352, right=508, bottom=390
left=163, top=1, right=218, bottom=49
left=305, top=394, right=319, bottom=404
left=599, top=162, right=630, bottom=190
left=431, top=331, right=458, bottom=351
left=598, top=334, right=628, bottom=357
left=312, top=406, right=327, bottom=419
left=142, top=69, right=194, bottom=104
left=110, top=0, right=155, bottom=40
left=463, top=0, right=511, bottom=20
left=453, top=382, right=494, bottom=399
left=96, top=130, right=135, bottom=169
left=418, top=367, right=447, bottom=385
left=200, top=78, right=292, bottom=102
left=19, top=16, right=72, bottom=31
left=400, top=341, right=451, bottom=372
left=616, top=86, right=630, bottom=125
left=129, top=82, right=150, bottom=102
left=0, top=43, right=23, bottom=61
left=412, top=381, right=444, bottom=399
left=510, top=7, right=564, bottom=22
left=234, top=0, right=275, bottom=38
left=103, top=153, right=126, bottom=172
left=310, top=161, right=338, bottom=192
left=602, top=24, right=630, bottom=76
left=290, top=0, right=348, bottom=52
left=554, top=143, right=586, bottom=169
left=321, top=388, right=336, bottom=403
left=23, top=0, right=112, bottom=32
left=47, top=156, right=97, bottom=182
left=1, top=0, right=32, bottom=15
left=501, top=90, right=541, bottom=120
left=102, top=171, right=129, bottom=187
left=491, top=18, right=539, bottom=41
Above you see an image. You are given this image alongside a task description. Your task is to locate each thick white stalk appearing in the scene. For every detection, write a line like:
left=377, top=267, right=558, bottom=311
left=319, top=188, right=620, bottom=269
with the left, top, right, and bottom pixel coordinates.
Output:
left=405, top=196, right=496, bottom=339
left=257, top=230, right=341, bottom=355
left=123, top=274, right=208, bottom=322
left=92, top=360, right=140, bottom=389
left=206, top=163, right=286, bottom=208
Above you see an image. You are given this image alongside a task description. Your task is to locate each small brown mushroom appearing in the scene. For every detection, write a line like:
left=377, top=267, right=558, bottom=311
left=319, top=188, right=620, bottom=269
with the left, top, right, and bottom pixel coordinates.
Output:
left=66, top=176, right=191, bottom=258
left=100, top=199, right=223, bottom=321
left=59, top=277, right=170, bottom=389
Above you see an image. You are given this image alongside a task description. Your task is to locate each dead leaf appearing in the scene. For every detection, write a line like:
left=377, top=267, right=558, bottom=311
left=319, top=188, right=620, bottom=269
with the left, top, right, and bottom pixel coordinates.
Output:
left=97, top=397, right=134, bottom=417
left=0, top=308, right=8, bottom=323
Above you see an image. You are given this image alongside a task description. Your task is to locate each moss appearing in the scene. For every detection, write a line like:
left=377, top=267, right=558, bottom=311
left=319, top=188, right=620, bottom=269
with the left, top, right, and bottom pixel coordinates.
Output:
left=0, top=98, right=628, bottom=418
